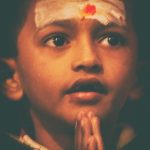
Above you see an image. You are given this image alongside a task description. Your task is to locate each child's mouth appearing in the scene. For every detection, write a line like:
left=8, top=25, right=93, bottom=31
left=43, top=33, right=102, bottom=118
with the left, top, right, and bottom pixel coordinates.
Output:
left=65, top=78, right=108, bottom=104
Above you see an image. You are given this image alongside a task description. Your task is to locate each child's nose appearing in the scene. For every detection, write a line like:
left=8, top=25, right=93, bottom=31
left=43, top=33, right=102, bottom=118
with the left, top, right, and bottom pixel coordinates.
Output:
left=71, top=43, right=103, bottom=73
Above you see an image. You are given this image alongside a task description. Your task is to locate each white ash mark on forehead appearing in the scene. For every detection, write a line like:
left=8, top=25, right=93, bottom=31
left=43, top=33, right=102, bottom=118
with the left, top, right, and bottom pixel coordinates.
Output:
left=35, top=1, right=81, bottom=28
left=35, top=0, right=126, bottom=28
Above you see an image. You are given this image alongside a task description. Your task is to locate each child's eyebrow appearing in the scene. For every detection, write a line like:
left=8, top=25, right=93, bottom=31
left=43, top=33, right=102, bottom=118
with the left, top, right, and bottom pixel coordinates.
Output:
left=44, top=19, right=77, bottom=29
left=35, top=19, right=77, bottom=33
left=35, top=19, right=129, bottom=33
left=104, top=22, right=129, bottom=31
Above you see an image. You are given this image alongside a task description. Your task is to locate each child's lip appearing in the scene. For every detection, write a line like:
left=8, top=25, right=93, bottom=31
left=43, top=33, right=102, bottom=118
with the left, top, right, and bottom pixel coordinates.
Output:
left=65, top=78, right=108, bottom=95
left=67, top=91, right=104, bottom=104
left=64, top=78, right=108, bottom=104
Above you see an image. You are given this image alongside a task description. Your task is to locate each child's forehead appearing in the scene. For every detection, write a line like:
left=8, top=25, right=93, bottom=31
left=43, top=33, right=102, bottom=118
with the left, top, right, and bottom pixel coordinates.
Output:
left=36, top=0, right=124, bottom=3
left=34, top=0, right=126, bottom=28
left=35, top=0, right=125, bottom=8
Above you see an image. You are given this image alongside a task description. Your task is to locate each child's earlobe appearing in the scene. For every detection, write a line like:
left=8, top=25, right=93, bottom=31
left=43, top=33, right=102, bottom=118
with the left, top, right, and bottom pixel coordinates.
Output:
left=4, top=72, right=23, bottom=101
left=2, top=59, right=24, bottom=101
left=129, top=85, right=143, bottom=101
left=127, top=75, right=143, bottom=101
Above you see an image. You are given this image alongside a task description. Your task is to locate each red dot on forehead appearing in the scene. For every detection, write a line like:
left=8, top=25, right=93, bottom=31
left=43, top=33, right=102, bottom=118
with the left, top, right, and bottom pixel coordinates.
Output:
left=83, top=4, right=96, bottom=15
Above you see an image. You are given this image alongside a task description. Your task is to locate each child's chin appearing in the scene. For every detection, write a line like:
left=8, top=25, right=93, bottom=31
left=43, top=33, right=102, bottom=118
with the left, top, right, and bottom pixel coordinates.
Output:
left=60, top=107, right=101, bottom=124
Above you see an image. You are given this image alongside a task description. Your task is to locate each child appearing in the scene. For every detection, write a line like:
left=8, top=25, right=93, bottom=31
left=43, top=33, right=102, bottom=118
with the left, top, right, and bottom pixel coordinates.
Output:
left=0, top=0, right=149, bottom=149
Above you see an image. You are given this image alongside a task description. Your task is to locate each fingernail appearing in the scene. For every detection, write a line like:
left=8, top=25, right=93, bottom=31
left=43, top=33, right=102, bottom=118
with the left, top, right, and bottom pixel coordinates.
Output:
left=92, top=116, right=100, bottom=126
left=87, top=111, right=94, bottom=119
left=77, top=111, right=85, bottom=120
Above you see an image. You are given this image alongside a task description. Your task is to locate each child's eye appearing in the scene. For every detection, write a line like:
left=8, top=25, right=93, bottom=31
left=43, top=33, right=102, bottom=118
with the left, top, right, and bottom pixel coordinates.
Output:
left=43, top=33, right=69, bottom=48
left=97, top=33, right=127, bottom=48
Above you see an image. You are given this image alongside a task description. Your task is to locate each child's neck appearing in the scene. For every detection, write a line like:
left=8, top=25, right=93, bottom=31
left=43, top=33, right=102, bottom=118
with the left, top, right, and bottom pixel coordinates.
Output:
left=35, top=126, right=74, bottom=150
left=31, top=111, right=75, bottom=150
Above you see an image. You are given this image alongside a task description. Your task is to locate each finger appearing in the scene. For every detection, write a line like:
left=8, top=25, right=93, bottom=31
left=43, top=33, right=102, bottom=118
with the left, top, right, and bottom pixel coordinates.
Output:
left=75, top=111, right=85, bottom=150
left=87, top=136, right=97, bottom=150
left=81, top=116, right=92, bottom=149
left=87, top=111, right=94, bottom=119
left=91, top=117, right=104, bottom=150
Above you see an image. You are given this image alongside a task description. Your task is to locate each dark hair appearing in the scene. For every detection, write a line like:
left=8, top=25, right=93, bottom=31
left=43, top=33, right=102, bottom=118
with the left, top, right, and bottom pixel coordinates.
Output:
left=122, top=0, right=150, bottom=139
left=0, top=0, right=31, bottom=58
left=131, top=0, right=150, bottom=105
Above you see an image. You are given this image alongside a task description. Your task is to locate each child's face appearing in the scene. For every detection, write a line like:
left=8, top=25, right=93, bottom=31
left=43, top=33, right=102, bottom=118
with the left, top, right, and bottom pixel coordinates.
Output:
left=16, top=0, right=137, bottom=124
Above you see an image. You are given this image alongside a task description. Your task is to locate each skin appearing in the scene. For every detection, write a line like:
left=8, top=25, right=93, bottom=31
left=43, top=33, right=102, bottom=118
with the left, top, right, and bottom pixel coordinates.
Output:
left=8, top=0, right=138, bottom=149
left=75, top=112, right=104, bottom=150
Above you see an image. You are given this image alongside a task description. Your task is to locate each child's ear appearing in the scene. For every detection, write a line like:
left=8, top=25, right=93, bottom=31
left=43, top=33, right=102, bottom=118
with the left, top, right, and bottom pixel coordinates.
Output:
left=129, top=86, right=143, bottom=101
left=129, top=79, right=143, bottom=101
left=4, top=59, right=23, bottom=101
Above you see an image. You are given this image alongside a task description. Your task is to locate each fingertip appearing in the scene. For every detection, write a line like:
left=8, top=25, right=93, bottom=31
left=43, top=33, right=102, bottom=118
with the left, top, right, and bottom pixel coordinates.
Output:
left=92, top=116, right=100, bottom=126
left=81, top=116, right=88, bottom=128
left=87, top=111, right=94, bottom=119
left=77, top=111, right=85, bottom=121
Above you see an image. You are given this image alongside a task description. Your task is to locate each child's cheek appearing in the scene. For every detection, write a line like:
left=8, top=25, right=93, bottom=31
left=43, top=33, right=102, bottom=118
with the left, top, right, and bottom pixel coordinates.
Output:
left=102, top=51, right=136, bottom=90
